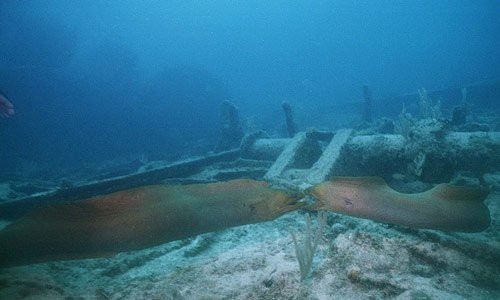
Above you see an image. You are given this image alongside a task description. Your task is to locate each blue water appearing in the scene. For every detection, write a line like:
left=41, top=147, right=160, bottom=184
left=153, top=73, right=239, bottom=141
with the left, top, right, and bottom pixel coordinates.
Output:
left=1, top=1, right=499, bottom=174
left=1, top=2, right=500, bottom=299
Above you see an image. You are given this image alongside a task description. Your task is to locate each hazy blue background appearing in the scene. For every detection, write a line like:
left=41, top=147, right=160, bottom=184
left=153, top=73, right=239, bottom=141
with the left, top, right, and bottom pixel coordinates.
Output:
left=1, top=1, right=499, bottom=176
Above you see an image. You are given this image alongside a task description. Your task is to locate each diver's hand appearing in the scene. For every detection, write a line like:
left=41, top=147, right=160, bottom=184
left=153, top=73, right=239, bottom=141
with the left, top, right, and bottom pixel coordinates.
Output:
left=0, top=93, right=14, bottom=118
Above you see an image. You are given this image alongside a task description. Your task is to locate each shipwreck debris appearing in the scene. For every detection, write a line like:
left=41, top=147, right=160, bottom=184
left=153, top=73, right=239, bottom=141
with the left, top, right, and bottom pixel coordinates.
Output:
left=282, top=102, right=297, bottom=137
left=0, top=150, right=240, bottom=219
left=306, top=129, right=353, bottom=184
left=2, top=120, right=499, bottom=220
left=264, top=132, right=309, bottom=181
left=215, top=100, right=244, bottom=152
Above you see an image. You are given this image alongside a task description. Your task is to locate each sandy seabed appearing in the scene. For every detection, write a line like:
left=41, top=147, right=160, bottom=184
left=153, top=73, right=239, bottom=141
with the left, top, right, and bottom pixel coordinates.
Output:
left=0, top=187, right=498, bottom=300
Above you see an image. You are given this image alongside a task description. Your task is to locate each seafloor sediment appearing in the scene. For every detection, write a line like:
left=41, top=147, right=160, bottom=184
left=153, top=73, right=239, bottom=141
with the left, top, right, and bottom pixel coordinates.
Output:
left=1, top=111, right=499, bottom=299
left=0, top=173, right=499, bottom=299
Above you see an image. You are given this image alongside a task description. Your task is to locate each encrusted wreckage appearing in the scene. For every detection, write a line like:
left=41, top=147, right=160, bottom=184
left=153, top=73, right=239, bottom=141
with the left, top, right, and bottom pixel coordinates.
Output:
left=1, top=82, right=499, bottom=220
left=1, top=125, right=498, bottom=220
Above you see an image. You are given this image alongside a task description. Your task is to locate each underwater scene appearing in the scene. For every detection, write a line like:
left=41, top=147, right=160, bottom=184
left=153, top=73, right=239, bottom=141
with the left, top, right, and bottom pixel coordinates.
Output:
left=0, top=1, right=499, bottom=299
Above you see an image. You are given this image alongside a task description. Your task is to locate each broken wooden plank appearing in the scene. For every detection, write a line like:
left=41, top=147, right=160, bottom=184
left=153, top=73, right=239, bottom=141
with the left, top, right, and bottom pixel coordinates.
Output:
left=264, top=132, right=308, bottom=181
left=243, top=138, right=290, bottom=161
left=0, top=149, right=240, bottom=220
left=306, top=129, right=353, bottom=184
